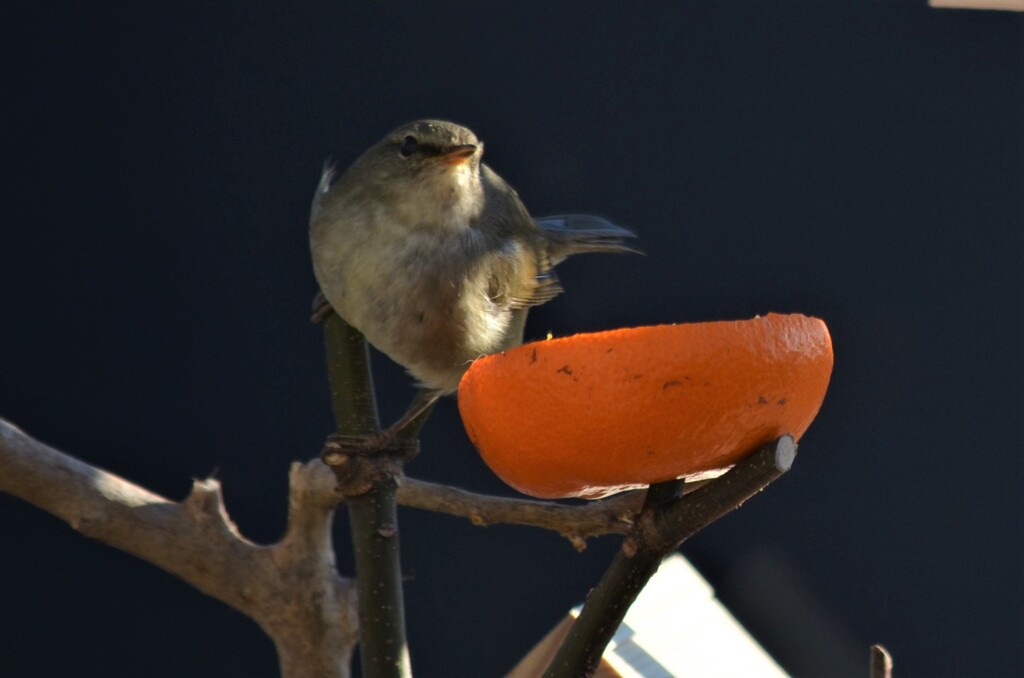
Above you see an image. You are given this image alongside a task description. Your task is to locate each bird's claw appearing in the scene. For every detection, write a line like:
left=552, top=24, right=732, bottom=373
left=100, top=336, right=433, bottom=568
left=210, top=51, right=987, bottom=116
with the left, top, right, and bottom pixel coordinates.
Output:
left=321, top=432, right=418, bottom=497
left=321, top=432, right=419, bottom=461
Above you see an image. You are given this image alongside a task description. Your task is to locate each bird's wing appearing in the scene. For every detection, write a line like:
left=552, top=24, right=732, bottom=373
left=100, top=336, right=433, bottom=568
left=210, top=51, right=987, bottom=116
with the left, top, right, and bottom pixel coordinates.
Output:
left=534, top=213, right=635, bottom=238
left=483, top=245, right=564, bottom=310
left=534, top=214, right=641, bottom=263
left=508, top=268, right=564, bottom=309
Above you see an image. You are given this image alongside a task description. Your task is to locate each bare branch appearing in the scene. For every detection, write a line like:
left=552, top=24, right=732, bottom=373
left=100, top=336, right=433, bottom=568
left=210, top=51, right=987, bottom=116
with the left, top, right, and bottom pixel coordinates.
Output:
left=267, top=460, right=358, bottom=678
left=280, top=457, right=643, bottom=551
left=320, top=312, right=412, bottom=678
left=396, top=476, right=642, bottom=547
left=279, top=458, right=643, bottom=549
left=0, top=419, right=356, bottom=678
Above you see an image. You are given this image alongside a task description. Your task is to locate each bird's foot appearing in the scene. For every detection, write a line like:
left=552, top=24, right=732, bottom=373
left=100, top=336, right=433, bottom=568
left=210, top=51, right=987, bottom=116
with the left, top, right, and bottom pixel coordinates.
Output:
left=321, top=431, right=419, bottom=460
left=320, top=431, right=418, bottom=497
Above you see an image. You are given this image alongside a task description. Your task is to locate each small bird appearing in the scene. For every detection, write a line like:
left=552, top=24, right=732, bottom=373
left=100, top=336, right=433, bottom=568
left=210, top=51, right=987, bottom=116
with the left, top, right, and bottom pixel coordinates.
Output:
left=310, top=119, right=636, bottom=432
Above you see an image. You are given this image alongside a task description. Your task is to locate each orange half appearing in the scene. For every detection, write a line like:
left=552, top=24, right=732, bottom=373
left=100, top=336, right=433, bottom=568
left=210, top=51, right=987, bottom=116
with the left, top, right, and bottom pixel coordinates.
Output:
left=457, top=313, right=833, bottom=499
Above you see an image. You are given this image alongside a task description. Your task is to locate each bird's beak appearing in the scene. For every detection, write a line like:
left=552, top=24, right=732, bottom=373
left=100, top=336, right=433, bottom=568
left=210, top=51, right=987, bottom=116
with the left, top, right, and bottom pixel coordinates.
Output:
left=437, top=144, right=477, bottom=166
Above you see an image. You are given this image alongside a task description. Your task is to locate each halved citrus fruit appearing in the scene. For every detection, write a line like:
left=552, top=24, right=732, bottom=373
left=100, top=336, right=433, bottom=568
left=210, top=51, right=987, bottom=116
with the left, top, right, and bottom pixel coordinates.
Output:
left=457, top=313, right=833, bottom=499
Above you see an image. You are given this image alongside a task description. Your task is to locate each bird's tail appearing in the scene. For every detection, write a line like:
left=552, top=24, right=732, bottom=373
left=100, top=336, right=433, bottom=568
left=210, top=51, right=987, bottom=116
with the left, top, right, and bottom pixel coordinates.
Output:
left=535, top=214, right=641, bottom=264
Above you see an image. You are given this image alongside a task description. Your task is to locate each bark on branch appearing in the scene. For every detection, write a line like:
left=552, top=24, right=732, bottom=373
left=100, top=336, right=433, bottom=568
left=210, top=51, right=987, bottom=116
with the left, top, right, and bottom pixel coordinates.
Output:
left=396, top=477, right=642, bottom=549
left=0, top=419, right=357, bottom=678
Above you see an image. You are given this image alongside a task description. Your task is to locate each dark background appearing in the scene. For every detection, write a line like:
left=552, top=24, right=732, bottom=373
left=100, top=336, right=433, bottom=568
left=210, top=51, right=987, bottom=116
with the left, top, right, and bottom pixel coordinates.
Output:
left=3, top=1, right=1020, bottom=676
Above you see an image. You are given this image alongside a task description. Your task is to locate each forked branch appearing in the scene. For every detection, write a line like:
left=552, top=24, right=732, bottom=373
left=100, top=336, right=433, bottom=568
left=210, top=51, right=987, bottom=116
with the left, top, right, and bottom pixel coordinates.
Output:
left=0, top=419, right=357, bottom=678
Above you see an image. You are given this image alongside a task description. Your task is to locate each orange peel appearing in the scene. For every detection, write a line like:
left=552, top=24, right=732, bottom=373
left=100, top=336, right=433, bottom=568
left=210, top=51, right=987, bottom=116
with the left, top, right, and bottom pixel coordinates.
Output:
left=457, top=313, right=833, bottom=499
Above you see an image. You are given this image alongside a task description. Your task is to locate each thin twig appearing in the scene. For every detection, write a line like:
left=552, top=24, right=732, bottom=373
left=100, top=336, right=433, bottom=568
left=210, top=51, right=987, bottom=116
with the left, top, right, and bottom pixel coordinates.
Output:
left=544, top=436, right=797, bottom=677
left=397, top=477, right=641, bottom=548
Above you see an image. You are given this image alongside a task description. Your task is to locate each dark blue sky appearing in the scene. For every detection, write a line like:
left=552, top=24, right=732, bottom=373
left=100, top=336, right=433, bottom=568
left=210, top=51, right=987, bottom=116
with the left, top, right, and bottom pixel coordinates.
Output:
left=4, top=2, right=1021, bottom=676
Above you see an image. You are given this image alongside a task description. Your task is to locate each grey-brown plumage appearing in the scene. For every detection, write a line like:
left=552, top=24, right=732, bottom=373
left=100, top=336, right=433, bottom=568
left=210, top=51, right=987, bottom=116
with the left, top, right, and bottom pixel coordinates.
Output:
left=310, top=119, right=637, bottom=394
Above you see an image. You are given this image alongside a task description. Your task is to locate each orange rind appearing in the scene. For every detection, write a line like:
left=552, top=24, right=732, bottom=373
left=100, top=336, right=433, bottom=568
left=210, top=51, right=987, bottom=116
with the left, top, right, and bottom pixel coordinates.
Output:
left=458, top=313, right=833, bottom=499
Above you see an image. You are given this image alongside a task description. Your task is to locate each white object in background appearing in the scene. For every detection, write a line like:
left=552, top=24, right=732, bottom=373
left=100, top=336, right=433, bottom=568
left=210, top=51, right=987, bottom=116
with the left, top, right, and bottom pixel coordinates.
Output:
left=593, top=555, right=788, bottom=678
left=929, top=0, right=1024, bottom=10
left=508, top=554, right=788, bottom=678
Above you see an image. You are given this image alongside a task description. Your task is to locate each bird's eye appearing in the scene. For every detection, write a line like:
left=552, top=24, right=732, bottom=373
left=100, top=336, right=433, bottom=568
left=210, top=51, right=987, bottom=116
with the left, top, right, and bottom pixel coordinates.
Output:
left=399, top=135, right=418, bottom=157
